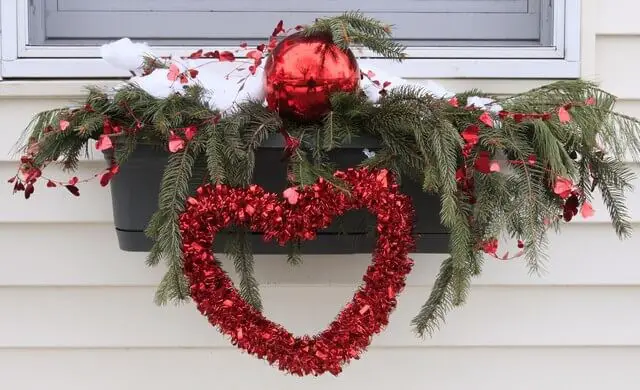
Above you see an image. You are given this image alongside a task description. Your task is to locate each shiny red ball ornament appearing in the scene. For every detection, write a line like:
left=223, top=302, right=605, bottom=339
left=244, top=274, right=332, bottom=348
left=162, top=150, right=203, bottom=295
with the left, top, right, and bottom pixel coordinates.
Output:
left=265, top=33, right=360, bottom=121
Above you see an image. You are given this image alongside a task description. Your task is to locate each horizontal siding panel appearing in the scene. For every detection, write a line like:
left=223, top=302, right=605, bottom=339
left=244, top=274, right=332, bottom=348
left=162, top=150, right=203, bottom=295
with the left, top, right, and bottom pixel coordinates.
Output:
left=1, top=223, right=639, bottom=287
left=2, top=286, right=640, bottom=348
left=2, top=162, right=638, bottom=223
left=2, top=347, right=639, bottom=390
left=596, top=36, right=640, bottom=100
left=596, top=0, right=640, bottom=35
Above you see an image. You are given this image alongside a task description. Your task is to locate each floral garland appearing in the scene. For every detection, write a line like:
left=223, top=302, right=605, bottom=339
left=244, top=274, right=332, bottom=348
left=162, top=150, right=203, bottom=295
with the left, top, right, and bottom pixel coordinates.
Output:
left=182, top=168, right=414, bottom=376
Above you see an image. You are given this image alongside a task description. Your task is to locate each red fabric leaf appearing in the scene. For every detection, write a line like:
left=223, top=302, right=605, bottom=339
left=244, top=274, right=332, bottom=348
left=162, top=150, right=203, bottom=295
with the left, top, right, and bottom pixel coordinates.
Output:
left=7, top=176, right=16, bottom=184
left=59, top=120, right=70, bottom=131
left=268, top=36, right=278, bottom=50
left=239, top=42, right=248, bottom=49
left=461, top=125, right=480, bottom=145
left=103, top=118, right=113, bottom=135
left=95, top=134, right=113, bottom=151
left=256, top=44, right=266, bottom=52
left=204, top=51, right=220, bottom=58
left=218, top=51, right=236, bottom=62
left=188, top=69, right=199, bottom=78
left=580, top=201, right=595, bottom=218
left=382, top=81, right=391, bottom=88
left=448, top=96, right=459, bottom=107
left=489, top=161, right=501, bottom=172
left=474, top=151, right=492, bottom=174
left=99, top=171, right=114, bottom=187
left=184, top=125, right=198, bottom=141
left=553, top=177, right=574, bottom=199
left=271, top=20, right=285, bottom=36
left=168, top=131, right=185, bottom=153
left=366, top=70, right=376, bottom=78
left=479, top=112, right=494, bottom=128
left=167, top=64, right=181, bottom=81
left=68, top=176, right=79, bottom=186
left=24, top=184, right=35, bottom=199
left=188, top=49, right=203, bottom=59
left=65, top=185, right=80, bottom=197
left=46, top=180, right=57, bottom=188
left=283, top=187, right=300, bottom=205
left=558, top=107, right=572, bottom=123
left=481, top=238, right=498, bottom=255
left=246, top=50, right=263, bottom=61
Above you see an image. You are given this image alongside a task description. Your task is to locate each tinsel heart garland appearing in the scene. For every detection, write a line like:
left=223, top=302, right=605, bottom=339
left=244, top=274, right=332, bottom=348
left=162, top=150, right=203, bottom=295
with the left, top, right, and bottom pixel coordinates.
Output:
left=179, top=168, right=415, bottom=376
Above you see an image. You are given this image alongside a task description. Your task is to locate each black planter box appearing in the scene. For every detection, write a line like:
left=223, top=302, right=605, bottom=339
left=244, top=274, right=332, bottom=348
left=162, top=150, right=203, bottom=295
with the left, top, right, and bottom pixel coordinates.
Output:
left=105, top=136, right=449, bottom=254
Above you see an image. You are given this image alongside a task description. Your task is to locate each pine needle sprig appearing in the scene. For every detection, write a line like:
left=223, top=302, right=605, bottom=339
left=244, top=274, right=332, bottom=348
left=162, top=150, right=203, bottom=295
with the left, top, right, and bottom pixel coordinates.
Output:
left=304, top=11, right=406, bottom=60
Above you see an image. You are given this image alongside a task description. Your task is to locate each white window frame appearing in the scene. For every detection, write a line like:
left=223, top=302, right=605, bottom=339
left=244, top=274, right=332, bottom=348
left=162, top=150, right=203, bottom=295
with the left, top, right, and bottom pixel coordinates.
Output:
left=1, top=0, right=580, bottom=80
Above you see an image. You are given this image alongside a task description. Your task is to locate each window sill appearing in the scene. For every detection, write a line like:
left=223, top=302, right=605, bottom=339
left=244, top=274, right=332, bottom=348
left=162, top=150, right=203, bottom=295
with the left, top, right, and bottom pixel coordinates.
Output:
left=1, top=57, right=580, bottom=80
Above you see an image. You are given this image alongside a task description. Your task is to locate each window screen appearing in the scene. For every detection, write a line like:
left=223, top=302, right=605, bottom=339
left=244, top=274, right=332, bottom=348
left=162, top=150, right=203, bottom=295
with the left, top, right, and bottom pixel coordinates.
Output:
left=29, top=0, right=553, bottom=47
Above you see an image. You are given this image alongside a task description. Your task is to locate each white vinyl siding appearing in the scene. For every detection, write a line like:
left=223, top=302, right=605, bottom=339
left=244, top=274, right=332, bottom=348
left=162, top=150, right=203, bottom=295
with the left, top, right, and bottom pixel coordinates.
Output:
left=1, top=1, right=640, bottom=388
left=32, top=0, right=552, bottom=46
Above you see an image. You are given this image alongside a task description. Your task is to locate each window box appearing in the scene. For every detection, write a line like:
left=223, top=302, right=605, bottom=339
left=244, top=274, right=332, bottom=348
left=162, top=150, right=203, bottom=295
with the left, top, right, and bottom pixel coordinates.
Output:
left=105, top=136, right=448, bottom=254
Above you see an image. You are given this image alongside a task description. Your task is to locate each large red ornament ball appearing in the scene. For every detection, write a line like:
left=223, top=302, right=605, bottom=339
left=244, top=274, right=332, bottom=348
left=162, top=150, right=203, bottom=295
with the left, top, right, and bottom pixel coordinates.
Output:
left=265, top=33, right=360, bottom=121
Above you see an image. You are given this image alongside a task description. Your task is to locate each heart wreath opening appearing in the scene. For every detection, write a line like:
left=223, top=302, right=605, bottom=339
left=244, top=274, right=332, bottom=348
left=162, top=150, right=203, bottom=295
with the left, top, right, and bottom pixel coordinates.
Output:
left=179, top=168, right=415, bottom=376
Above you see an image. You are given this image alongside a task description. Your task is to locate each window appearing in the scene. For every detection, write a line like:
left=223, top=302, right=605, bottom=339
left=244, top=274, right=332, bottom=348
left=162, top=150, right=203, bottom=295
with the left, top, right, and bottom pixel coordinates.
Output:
left=1, top=0, right=580, bottom=79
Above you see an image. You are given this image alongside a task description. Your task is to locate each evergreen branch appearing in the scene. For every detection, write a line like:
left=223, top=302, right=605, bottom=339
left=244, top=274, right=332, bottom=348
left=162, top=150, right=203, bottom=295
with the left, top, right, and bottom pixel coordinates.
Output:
left=412, top=257, right=455, bottom=337
left=286, top=240, right=303, bottom=266
left=304, top=11, right=406, bottom=59
left=149, top=145, right=199, bottom=304
left=227, top=230, right=262, bottom=311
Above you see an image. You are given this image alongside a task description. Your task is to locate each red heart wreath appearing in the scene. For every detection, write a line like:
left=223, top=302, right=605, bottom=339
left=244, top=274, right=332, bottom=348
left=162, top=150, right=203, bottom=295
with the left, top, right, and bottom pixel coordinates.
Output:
left=180, top=168, right=415, bottom=376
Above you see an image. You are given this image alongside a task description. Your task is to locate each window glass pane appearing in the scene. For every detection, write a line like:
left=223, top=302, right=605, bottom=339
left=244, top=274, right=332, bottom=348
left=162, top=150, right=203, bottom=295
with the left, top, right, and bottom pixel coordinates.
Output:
left=29, top=0, right=553, bottom=47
